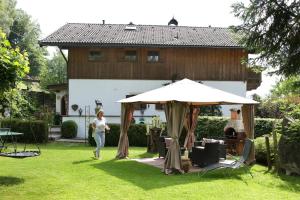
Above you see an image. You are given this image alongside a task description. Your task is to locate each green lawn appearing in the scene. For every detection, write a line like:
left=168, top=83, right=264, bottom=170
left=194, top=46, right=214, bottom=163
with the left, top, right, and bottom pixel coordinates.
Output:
left=0, top=143, right=299, bottom=200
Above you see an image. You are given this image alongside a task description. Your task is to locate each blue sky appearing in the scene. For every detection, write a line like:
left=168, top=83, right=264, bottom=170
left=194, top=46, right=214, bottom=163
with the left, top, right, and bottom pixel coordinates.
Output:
left=17, top=0, right=279, bottom=97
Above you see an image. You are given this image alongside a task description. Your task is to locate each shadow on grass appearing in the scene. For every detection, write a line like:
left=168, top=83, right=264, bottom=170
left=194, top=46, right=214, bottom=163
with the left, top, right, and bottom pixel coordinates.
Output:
left=91, top=158, right=250, bottom=190
left=272, top=172, right=300, bottom=192
left=72, top=159, right=96, bottom=165
left=0, top=176, right=24, bottom=186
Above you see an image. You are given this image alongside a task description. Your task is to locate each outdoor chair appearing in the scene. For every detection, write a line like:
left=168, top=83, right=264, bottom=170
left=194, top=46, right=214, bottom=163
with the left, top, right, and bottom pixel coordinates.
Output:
left=190, top=142, right=220, bottom=167
left=199, top=138, right=254, bottom=177
left=158, top=136, right=185, bottom=158
left=158, top=136, right=168, bottom=158
left=194, top=140, right=226, bottom=159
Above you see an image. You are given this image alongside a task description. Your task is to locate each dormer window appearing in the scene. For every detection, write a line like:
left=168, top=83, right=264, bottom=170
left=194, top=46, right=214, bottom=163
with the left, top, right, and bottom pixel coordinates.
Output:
left=124, top=50, right=137, bottom=61
left=147, top=51, right=159, bottom=62
left=88, top=51, right=103, bottom=61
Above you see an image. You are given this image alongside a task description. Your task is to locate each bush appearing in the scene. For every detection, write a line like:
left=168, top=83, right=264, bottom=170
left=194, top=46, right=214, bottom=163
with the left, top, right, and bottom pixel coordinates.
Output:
left=195, top=116, right=229, bottom=140
left=279, top=119, right=300, bottom=175
left=53, top=113, right=62, bottom=125
left=0, top=118, right=48, bottom=143
left=88, top=123, right=147, bottom=146
left=254, top=118, right=276, bottom=138
left=254, top=136, right=276, bottom=166
left=61, top=120, right=77, bottom=138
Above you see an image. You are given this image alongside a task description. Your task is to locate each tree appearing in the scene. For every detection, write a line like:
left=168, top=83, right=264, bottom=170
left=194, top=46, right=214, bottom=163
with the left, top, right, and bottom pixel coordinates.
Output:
left=232, top=0, right=300, bottom=76
left=253, top=76, right=300, bottom=119
left=0, top=29, right=29, bottom=92
left=0, top=0, right=16, bottom=34
left=40, top=50, right=67, bottom=88
left=8, top=9, right=46, bottom=77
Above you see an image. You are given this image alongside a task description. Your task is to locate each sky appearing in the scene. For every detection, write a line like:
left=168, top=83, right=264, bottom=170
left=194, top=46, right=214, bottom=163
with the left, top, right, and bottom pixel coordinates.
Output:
left=16, top=0, right=279, bottom=97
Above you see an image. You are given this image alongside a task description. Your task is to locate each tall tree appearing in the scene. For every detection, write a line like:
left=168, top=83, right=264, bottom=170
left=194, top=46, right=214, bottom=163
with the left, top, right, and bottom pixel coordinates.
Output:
left=232, top=0, right=300, bottom=76
left=40, top=50, right=67, bottom=88
left=8, top=9, right=46, bottom=77
left=0, top=0, right=16, bottom=34
left=0, top=29, right=29, bottom=92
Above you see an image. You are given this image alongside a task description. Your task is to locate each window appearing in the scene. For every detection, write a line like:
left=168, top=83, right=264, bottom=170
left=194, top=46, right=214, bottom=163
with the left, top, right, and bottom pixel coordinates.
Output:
left=124, top=51, right=137, bottom=61
left=126, top=94, right=147, bottom=110
left=147, top=51, right=159, bottom=62
left=88, top=51, right=103, bottom=61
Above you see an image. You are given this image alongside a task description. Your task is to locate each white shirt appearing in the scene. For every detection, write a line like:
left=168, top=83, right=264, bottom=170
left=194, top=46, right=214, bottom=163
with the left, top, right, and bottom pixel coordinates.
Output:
left=93, top=117, right=107, bottom=132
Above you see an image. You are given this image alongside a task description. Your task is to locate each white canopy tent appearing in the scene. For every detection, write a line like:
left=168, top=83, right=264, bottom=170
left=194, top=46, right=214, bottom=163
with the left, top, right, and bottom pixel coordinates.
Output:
left=116, top=78, right=258, bottom=174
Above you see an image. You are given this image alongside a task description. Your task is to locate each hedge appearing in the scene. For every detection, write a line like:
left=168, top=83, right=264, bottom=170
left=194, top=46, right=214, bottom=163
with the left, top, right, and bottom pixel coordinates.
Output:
left=0, top=119, right=48, bottom=143
left=88, top=124, right=147, bottom=147
left=195, top=116, right=228, bottom=140
left=87, top=117, right=279, bottom=147
left=61, top=120, right=77, bottom=138
left=195, top=117, right=278, bottom=139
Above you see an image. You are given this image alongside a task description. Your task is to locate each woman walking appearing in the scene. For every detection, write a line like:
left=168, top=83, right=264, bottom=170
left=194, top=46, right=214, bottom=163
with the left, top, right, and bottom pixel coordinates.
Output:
left=92, top=109, right=110, bottom=159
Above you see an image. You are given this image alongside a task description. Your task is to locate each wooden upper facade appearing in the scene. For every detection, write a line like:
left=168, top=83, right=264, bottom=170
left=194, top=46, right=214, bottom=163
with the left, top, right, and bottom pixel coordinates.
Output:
left=40, top=22, right=261, bottom=90
left=67, top=47, right=261, bottom=90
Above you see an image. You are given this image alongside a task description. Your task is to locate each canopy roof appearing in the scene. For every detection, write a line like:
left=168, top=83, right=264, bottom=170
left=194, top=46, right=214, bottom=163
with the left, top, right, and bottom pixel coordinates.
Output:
left=118, top=78, right=258, bottom=105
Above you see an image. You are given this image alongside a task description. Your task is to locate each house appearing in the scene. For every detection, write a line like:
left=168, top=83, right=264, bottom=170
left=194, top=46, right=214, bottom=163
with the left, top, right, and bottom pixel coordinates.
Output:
left=39, top=18, right=261, bottom=138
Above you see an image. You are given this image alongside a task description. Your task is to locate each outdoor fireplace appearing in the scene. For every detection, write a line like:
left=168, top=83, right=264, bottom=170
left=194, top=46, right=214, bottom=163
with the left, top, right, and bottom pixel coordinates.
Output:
left=224, top=109, right=246, bottom=155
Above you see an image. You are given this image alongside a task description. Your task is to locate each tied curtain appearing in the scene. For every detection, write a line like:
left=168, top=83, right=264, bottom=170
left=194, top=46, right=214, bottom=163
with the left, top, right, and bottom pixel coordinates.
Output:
left=184, top=106, right=200, bottom=150
left=164, top=102, right=189, bottom=174
left=116, top=103, right=134, bottom=159
left=242, top=104, right=255, bottom=163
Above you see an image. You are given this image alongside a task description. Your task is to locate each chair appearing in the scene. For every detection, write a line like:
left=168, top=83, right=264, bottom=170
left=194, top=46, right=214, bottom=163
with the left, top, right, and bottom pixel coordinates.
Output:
left=200, top=138, right=254, bottom=177
left=158, top=137, right=185, bottom=158
left=158, top=136, right=168, bottom=158
left=190, top=142, right=220, bottom=167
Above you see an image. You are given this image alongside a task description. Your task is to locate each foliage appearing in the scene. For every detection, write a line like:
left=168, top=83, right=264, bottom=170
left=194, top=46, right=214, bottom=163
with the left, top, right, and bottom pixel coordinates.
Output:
left=254, top=118, right=277, bottom=138
left=53, top=113, right=62, bottom=125
left=0, top=88, right=37, bottom=118
left=88, top=123, right=147, bottom=146
left=200, top=105, right=222, bottom=116
left=253, top=76, right=300, bottom=119
left=232, top=0, right=300, bottom=76
left=7, top=9, right=47, bottom=76
left=0, top=29, right=29, bottom=92
left=0, top=118, right=48, bottom=143
left=195, top=116, right=278, bottom=139
left=61, top=120, right=77, bottom=138
left=0, top=0, right=16, bottom=34
left=40, top=50, right=67, bottom=88
left=279, top=119, right=300, bottom=174
left=195, top=116, right=229, bottom=140
left=255, top=136, right=275, bottom=166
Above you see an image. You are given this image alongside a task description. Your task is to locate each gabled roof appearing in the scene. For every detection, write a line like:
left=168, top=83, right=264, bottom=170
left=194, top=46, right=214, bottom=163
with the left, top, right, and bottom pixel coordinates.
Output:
left=39, top=23, right=243, bottom=48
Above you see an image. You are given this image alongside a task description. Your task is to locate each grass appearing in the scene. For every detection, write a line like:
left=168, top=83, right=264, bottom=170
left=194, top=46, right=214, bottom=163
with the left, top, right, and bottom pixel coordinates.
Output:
left=0, top=142, right=300, bottom=200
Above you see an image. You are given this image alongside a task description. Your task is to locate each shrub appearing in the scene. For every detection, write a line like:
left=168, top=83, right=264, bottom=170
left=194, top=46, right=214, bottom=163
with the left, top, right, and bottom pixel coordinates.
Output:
left=195, top=116, right=229, bottom=140
left=279, top=119, right=300, bottom=175
left=53, top=113, right=62, bottom=125
left=61, top=120, right=77, bottom=138
left=254, top=118, right=276, bottom=138
left=88, top=123, right=147, bottom=146
left=255, top=136, right=276, bottom=166
left=0, top=118, right=48, bottom=143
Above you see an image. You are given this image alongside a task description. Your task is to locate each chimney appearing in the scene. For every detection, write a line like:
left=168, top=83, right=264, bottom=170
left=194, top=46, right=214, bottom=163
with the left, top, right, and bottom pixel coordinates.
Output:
left=102, top=20, right=105, bottom=24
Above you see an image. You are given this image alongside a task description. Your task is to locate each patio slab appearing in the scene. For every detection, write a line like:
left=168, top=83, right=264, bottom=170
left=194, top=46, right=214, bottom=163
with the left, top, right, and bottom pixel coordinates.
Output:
left=131, top=157, right=236, bottom=173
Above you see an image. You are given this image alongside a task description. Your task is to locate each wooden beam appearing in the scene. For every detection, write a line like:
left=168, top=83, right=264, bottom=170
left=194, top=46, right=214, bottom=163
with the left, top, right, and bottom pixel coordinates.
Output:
left=59, top=48, right=68, bottom=64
